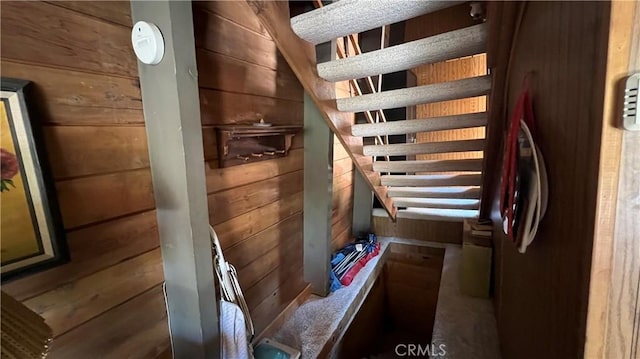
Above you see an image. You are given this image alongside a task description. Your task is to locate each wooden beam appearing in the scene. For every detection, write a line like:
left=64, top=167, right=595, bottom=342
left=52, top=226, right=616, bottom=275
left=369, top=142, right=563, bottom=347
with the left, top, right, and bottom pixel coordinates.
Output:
left=303, top=92, right=334, bottom=296
left=586, top=1, right=639, bottom=358
left=130, top=2, right=219, bottom=357
left=245, top=0, right=397, bottom=220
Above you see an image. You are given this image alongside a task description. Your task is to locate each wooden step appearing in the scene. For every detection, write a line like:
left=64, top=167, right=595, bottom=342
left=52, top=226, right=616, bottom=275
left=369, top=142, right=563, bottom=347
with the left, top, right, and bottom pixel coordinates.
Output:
left=337, top=75, right=492, bottom=113
left=318, top=24, right=487, bottom=82
left=363, top=139, right=485, bottom=156
left=373, top=159, right=483, bottom=173
left=381, top=174, right=482, bottom=187
left=351, top=112, right=487, bottom=137
left=397, top=208, right=479, bottom=222
left=387, top=186, right=481, bottom=199
left=393, top=198, right=480, bottom=210
left=290, top=0, right=461, bottom=45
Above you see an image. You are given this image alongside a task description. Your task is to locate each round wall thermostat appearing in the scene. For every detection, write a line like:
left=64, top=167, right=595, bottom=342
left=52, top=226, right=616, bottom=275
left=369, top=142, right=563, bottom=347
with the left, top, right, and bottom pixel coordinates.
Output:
left=131, top=21, right=165, bottom=65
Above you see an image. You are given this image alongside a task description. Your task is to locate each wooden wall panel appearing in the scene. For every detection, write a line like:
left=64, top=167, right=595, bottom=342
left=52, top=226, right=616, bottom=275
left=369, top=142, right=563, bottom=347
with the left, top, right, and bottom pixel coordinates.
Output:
left=332, top=135, right=354, bottom=251
left=24, top=248, right=164, bottom=336
left=193, top=0, right=307, bottom=341
left=405, top=5, right=487, bottom=161
left=0, top=1, right=307, bottom=356
left=405, top=3, right=477, bottom=42
left=413, top=55, right=487, bottom=161
left=0, top=2, right=168, bottom=358
left=2, top=210, right=159, bottom=301
left=488, top=2, right=612, bottom=358
left=0, top=1, right=137, bottom=78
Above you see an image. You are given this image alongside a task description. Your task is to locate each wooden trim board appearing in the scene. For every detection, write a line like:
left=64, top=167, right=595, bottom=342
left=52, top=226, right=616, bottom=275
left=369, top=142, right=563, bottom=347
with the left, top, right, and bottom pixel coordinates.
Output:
left=245, top=0, right=397, bottom=220
left=585, top=1, right=639, bottom=358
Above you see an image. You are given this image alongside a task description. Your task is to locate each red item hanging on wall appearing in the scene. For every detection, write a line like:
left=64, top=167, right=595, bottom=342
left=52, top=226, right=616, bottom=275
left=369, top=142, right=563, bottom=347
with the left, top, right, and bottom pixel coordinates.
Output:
left=500, top=75, right=536, bottom=242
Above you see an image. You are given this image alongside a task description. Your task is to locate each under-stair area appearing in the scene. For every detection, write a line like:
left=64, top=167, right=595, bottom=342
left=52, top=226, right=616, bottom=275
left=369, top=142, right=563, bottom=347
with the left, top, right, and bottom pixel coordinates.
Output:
left=289, top=0, right=491, bottom=223
left=256, top=2, right=501, bottom=358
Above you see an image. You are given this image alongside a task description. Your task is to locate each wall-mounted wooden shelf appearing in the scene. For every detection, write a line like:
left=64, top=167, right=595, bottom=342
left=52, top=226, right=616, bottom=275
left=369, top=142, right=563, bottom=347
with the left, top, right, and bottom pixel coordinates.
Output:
left=215, top=125, right=302, bottom=168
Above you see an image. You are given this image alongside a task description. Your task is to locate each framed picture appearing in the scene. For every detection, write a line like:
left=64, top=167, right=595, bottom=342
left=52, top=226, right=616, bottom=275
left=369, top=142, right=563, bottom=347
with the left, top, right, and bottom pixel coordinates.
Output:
left=1, top=78, right=68, bottom=281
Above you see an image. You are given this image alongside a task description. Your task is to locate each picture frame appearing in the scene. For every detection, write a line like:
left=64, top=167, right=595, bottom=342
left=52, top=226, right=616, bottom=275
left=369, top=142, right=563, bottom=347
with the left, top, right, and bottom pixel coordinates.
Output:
left=1, top=78, right=68, bottom=281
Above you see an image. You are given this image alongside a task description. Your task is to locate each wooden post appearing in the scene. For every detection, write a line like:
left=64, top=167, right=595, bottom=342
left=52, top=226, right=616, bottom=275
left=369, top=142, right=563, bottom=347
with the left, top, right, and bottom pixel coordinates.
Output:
left=130, top=1, right=219, bottom=358
left=352, top=170, right=373, bottom=236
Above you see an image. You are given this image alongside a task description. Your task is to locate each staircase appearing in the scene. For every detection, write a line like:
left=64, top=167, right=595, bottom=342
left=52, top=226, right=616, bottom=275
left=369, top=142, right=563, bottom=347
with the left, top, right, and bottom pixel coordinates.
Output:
left=247, top=0, right=492, bottom=221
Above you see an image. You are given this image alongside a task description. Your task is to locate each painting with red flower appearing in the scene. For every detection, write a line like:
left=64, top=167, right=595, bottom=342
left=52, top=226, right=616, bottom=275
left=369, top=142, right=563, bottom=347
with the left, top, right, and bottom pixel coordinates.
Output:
left=1, top=148, right=19, bottom=191
left=1, top=78, right=67, bottom=280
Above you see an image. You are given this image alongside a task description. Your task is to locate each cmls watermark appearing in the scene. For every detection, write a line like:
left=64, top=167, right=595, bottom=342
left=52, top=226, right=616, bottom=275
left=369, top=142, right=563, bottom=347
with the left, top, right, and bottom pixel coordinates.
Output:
left=395, top=343, right=447, bottom=357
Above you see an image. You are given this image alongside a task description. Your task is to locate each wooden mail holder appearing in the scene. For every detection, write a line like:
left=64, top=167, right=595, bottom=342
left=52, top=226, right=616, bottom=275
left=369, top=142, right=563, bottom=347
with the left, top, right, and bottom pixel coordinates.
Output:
left=215, top=125, right=302, bottom=168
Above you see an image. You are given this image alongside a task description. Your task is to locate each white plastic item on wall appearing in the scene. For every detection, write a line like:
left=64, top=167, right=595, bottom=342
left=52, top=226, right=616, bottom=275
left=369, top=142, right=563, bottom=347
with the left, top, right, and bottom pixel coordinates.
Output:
left=517, top=120, right=549, bottom=254
left=623, top=73, right=639, bottom=131
left=131, top=21, right=165, bottom=65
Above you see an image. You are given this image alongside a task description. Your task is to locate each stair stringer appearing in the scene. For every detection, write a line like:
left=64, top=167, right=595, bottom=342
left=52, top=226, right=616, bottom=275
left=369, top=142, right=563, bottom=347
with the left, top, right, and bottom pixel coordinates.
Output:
left=245, top=0, right=397, bottom=220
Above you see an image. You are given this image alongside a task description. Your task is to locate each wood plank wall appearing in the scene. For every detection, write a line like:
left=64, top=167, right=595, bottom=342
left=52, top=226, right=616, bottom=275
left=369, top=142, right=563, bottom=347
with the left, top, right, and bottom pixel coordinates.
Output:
left=0, top=1, right=168, bottom=357
left=191, top=0, right=307, bottom=339
left=405, top=4, right=486, bottom=162
left=488, top=2, right=612, bottom=358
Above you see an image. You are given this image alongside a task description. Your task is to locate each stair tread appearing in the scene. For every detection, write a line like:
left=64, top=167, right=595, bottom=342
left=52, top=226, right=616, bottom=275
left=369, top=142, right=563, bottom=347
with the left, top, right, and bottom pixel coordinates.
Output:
left=337, top=75, right=492, bottom=113
left=387, top=186, right=481, bottom=198
left=318, top=23, right=487, bottom=82
left=373, top=158, right=483, bottom=173
left=291, top=0, right=462, bottom=45
left=397, top=207, right=479, bottom=222
left=393, top=197, right=480, bottom=209
left=381, top=174, right=483, bottom=186
left=363, top=138, right=485, bottom=156
left=352, top=112, right=487, bottom=137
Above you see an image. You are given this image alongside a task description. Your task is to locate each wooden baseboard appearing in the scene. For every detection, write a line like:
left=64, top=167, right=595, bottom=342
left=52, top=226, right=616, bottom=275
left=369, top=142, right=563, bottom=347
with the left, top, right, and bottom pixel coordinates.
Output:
left=253, top=284, right=312, bottom=343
